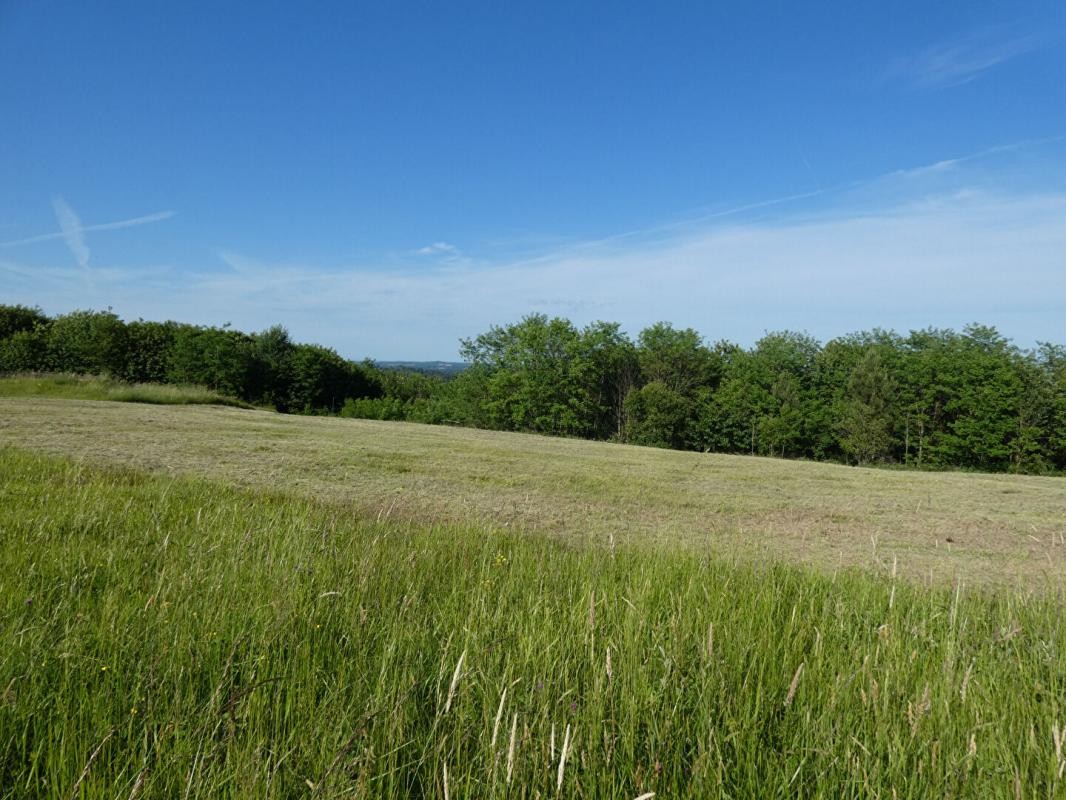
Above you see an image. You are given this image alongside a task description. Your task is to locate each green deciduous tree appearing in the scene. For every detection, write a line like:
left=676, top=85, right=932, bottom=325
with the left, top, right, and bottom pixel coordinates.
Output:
left=288, top=344, right=377, bottom=413
left=166, top=325, right=258, bottom=399
left=0, top=329, right=49, bottom=372
left=47, top=309, right=128, bottom=375
left=579, top=321, right=639, bottom=440
left=624, top=323, right=719, bottom=446
left=635, top=322, right=720, bottom=395
left=460, top=314, right=585, bottom=435
left=252, top=325, right=296, bottom=410
left=623, top=381, right=692, bottom=449
left=123, top=320, right=178, bottom=384
left=460, top=314, right=636, bottom=438
left=837, top=348, right=896, bottom=465
left=1037, top=344, right=1066, bottom=471
left=0, top=304, right=49, bottom=342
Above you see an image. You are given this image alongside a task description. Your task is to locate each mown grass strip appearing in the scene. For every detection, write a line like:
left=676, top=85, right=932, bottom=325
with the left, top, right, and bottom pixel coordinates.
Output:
left=3, top=396, right=1064, bottom=588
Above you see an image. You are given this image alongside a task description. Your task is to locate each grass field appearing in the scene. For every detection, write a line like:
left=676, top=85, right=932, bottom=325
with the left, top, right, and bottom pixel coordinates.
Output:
left=1, top=397, right=1064, bottom=587
left=1, top=398, right=1065, bottom=797
left=1, top=446, right=1065, bottom=798
left=0, top=374, right=250, bottom=408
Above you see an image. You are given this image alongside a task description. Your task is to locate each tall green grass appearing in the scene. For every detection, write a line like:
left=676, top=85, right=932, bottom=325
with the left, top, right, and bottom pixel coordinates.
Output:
left=0, top=447, right=1063, bottom=798
left=0, top=373, right=249, bottom=407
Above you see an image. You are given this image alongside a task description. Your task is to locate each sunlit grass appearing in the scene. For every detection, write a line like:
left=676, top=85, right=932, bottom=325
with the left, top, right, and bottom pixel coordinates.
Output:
left=1, top=447, right=1064, bottom=798
left=0, top=373, right=249, bottom=407
left=2, top=397, right=1064, bottom=587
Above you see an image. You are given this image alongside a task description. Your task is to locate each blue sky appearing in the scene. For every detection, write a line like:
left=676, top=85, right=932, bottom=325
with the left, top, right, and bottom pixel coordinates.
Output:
left=2, top=1, right=1064, bottom=360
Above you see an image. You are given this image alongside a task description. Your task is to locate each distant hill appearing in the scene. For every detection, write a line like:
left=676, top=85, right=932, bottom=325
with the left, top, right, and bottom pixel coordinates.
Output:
left=374, top=360, right=469, bottom=376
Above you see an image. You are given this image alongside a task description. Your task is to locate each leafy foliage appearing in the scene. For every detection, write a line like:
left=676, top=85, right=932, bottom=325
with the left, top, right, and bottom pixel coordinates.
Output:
left=0, top=329, right=48, bottom=373
left=46, top=309, right=129, bottom=375
left=2, top=303, right=1064, bottom=473
left=0, top=305, right=380, bottom=414
left=0, top=304, right=48, bottom=341
left=624, top=381, right=693, bottom=448
left=122, top=319, right=178, bottom=384
left=460, top=314, right=634, bottom=438
left=837, top=348, right=896, bottom=465
left=447, top=316, right=1066, bottom=473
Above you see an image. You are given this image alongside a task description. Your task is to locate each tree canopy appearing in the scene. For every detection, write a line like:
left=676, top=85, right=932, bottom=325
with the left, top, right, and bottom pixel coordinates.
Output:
left=2, top=304, right=1063, bottom=474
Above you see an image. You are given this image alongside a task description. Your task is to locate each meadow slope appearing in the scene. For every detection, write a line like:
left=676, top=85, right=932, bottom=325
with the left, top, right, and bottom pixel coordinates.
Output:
left=1, top=447, right=1065, bottom=798
left=2, top=397, right=1065, bottom=587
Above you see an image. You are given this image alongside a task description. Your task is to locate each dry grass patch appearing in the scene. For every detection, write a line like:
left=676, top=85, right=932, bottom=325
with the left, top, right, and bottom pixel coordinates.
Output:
left=1, top=396, right=1064, bottom=586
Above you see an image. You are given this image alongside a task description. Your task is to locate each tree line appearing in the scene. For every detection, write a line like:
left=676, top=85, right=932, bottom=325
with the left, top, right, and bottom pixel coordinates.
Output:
left=3, top=305, right=1064, bottom=473
left=0, top=305, right=378, bottom=413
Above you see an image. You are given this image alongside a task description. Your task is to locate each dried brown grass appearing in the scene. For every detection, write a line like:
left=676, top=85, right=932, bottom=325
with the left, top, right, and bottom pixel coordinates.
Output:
left=2, top=397, right=1063, bottom=587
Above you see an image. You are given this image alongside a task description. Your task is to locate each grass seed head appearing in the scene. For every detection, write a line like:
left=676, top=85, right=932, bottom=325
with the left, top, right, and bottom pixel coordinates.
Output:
left=556, top=724, right=572, bottom=793
left=444, top=649, right=466, bottom=715
left=785, top=662, right=805, bottom=708
left=491, top=687, right=508, bottom=749
left=506, top=714, right=518, bottom=785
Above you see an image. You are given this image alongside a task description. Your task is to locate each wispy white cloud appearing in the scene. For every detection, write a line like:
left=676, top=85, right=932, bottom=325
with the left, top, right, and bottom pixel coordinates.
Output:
left=4, top=147, right=1065, bottom=359
left=51, top=196, right=90, bottom=269
left=884, top=138, right=1066, bottom=183
left=417, top=241, right=461, bottom=256
left=887, top=28, right=1048, bottom=90
left=20, top=192, right=1060, bottom=359
left=0, top=204, right=176, bottom=250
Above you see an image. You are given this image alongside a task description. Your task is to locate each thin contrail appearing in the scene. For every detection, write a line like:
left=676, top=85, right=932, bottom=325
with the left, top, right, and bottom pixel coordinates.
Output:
left=0, top=210, right=176, bottom=248
left=52, top=196, right=90, bottom=269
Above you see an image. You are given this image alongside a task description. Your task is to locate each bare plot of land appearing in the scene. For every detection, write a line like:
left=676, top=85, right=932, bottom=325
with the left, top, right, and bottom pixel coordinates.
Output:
left=2, top=397, right=1064, bottom=587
